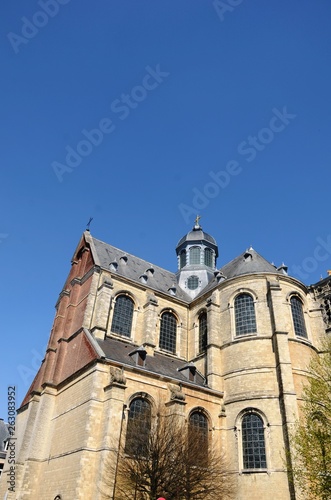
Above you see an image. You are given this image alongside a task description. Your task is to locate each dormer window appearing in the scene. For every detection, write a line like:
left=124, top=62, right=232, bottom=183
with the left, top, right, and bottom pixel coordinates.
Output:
left=168, top=286, right=177, bottom=296
left=244, top=252, right=252, bottom=262
left=129, top=346, right=147, bottom=367
left=145, top=267, right=154, bottom=276
left=178, top=363, right=197, bottom=382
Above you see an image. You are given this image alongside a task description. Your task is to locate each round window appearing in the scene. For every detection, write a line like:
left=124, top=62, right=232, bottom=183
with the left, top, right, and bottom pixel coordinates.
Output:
left=187, top=276, right=199, bottom=290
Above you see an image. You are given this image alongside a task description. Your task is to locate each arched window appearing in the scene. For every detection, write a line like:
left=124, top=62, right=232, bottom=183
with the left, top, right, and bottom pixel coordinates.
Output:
left=242, top=412, right=266, bottom=469
left=190, top=246, right=201, bottom=265
left=180, top=250, right=186, bottom=269
left=189, top=410, right=208, bottom=462
left=125, top=398, right=151, bottom=456
left=111, top=294, right=134, bottom=337
left=159, top=311, right=177, bottom=353
left=234, top=293, right=257, bottom=336
left=204, top=248, right=213, bottom=267
left=290, top=296, right=307, bottom=338
left=198, top=311, right=207, bottom=353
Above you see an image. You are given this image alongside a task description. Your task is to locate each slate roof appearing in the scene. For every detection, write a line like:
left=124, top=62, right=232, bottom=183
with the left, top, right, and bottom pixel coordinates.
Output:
left=176, top=227, right=217, bottom=248
left=85, top=232, right=286, bottom=303
left=0, top=420, right=9, bottom=458
left=219, top=247, right=282, bottom=279
left=86, top=232, right=191, bottom=302
left=96, top=337, right=206, bottom=387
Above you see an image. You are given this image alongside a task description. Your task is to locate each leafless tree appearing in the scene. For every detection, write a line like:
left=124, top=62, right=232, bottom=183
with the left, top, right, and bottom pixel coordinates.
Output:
left=100, top=405, right=235, bottom=500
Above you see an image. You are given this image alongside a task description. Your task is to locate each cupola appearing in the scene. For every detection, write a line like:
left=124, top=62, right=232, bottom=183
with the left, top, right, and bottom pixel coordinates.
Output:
left=176, top=217, right=218, bottom=299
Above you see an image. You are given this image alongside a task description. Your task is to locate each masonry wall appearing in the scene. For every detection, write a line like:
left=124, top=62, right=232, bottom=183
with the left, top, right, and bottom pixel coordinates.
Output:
left=2, top=249, right=326, bottom=500
left=186, top=272, right=322, bottom=500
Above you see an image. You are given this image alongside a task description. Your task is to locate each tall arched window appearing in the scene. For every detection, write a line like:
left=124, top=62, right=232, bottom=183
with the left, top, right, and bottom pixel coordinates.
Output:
left=111, top=294, right=134, bottom=337
left=180, top=250, right=186, bottom=269
left=189, top=410, right=208, bottom=463
left=204, top=248, right=213, bottom=267
left=234, top=293, right=257, bottom=336
left=159, top=311, right=177, bottom=353
left=125, top=398, right=151, bottom=456
left=198, top=311, right=207, bottom=353
left=242, top=412, right=266, bottom=469
left=290, top=296, right=307, bottom=338
left=190, top=246, right=201, bottom=265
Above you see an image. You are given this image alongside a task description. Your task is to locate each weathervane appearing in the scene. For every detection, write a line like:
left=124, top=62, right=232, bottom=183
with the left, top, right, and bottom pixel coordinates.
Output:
left=86, top=217, right=93, bottom=231
left=194, top=215, right=201, bottom=227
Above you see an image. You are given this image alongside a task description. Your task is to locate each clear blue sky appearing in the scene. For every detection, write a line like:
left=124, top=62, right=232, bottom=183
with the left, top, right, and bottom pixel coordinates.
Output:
left=1, top=0, right=331, bottom=419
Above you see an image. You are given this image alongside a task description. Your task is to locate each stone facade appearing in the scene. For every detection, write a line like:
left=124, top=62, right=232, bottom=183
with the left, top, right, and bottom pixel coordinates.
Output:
left=0, top=224, right=329, bottom=499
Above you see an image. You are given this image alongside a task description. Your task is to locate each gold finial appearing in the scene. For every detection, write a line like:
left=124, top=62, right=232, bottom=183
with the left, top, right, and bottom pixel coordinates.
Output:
left=327, top=270, right=331, bottom=276
left=194, top=215, right=201, bottom=227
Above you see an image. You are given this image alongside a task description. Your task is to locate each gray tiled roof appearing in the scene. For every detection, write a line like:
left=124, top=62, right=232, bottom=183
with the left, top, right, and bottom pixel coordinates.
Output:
left=96, top=337, right=206, bottom=387
left=219, top=247, right=282, bottom=279
left=87, top=232, right=191, bottom=302
left=86, top=232, right=285, bottom=303
left=176, top=227, right=217, bottom=247
left=0, top=420, right=9, bottom=452
left=191, top=247, right=284, bottom=299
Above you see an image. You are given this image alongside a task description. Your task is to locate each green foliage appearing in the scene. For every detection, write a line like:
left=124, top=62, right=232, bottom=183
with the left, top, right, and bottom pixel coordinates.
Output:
left=290, top=337, right=331, bottom=499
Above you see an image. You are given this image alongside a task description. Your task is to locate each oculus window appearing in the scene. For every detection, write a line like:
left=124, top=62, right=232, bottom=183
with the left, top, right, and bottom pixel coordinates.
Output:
left=187, top=275, right=199, bottom=290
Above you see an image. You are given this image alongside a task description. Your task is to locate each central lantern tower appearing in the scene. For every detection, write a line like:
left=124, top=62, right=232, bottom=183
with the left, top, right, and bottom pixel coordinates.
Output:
left=176, top=217, right=219, bottom=299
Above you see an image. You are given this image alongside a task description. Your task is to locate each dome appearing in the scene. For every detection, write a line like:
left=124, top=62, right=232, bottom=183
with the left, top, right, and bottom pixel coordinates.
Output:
left=176, top=227, right=217, bottom=247
left=176, top=221, right=218, bottom=257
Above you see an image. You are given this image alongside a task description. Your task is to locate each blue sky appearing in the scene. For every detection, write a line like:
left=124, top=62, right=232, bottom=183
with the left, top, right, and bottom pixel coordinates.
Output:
left=1, top=0, right=331, bottom=419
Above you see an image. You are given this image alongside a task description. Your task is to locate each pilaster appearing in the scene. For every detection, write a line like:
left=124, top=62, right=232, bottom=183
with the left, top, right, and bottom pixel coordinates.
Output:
left=206, top=296, right=222, bottom=389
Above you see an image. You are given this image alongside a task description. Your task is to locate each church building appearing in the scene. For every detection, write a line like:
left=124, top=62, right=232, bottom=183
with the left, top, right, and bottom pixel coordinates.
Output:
left=1, top=221, right=330, bottom=499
